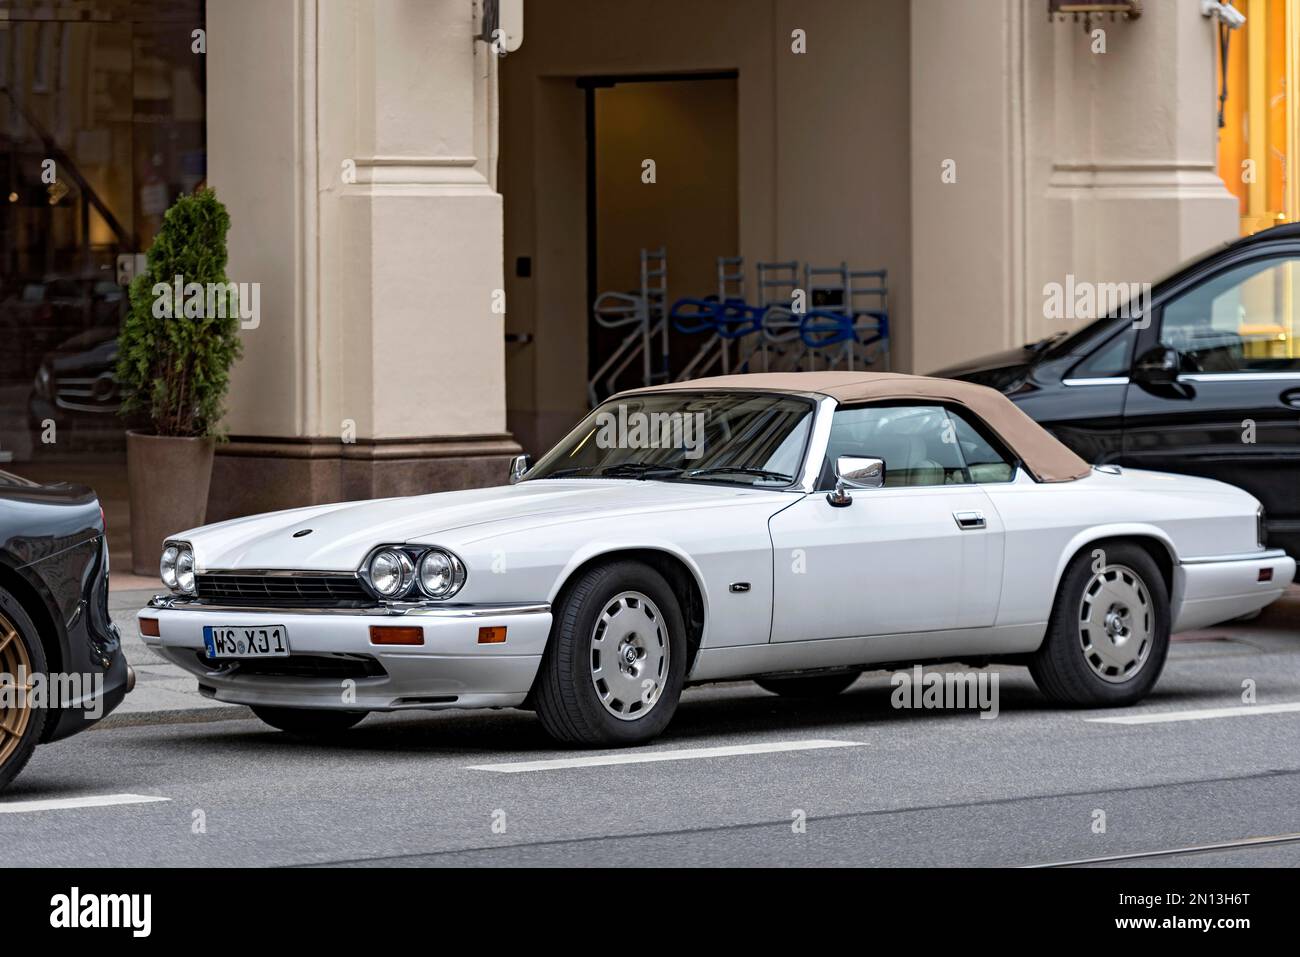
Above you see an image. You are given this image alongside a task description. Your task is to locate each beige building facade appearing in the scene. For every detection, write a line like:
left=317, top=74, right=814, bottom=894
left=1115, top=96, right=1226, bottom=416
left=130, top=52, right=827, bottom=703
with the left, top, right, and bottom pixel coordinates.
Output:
left=202, top=0, right=1251, bottom=516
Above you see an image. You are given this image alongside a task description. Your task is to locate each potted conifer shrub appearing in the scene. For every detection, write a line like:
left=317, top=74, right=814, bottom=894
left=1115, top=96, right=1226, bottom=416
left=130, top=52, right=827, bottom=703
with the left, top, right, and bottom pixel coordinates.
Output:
left=117, top=188, right=243, bottom=575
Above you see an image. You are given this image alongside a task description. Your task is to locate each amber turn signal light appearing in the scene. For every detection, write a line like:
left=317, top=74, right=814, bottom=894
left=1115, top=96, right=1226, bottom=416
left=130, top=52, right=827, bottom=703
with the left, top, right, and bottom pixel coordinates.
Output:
left=477, top=626, right=507, bottom=644
left=139, top=617, right=160, bottom=637
left=369, top=625, right=424, bottom=646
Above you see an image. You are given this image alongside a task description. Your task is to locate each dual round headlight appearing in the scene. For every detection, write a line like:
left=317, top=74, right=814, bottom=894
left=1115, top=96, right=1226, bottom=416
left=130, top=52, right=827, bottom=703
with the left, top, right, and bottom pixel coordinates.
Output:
left=365, top=546, right=465, bottom=601
left=160, top=541, right=196, bottom=595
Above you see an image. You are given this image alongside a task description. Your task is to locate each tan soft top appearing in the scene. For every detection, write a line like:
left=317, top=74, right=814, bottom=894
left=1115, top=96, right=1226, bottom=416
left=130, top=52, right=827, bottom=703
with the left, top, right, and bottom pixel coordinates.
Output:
left=617, top=371, right=1091, bottom=483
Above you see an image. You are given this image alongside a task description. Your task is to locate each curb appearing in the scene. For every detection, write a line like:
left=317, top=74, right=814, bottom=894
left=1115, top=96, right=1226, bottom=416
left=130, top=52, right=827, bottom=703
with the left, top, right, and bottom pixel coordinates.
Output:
left=92, top=706, right=252, bottom=731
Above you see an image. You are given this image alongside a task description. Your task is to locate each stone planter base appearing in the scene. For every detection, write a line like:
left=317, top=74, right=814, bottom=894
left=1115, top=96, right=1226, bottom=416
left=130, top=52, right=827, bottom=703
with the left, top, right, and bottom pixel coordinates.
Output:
left=126, top=431, right=215, bottom=576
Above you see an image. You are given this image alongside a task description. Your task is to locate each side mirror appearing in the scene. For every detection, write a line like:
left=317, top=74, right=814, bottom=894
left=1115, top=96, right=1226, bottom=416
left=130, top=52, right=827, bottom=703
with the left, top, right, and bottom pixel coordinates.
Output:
left=826, top=455, right=884, bottom=507
left=1133, top=345, right=1181, bottom=387
left=508, top=454, right=532, bottom=484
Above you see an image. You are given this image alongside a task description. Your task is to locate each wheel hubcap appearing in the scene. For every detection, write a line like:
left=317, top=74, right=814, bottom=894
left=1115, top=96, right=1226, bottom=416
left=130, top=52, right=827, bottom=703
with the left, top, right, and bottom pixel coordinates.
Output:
left=590, top=591, right=669, bottom=720
left=0, top=611, right=34, bottom=766
left=1079, top=563, right=1152, bottom=683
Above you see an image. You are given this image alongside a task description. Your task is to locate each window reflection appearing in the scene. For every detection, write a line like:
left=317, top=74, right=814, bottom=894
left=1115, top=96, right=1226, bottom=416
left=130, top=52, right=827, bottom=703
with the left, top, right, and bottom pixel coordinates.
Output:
left=0, top=1, right=205, bottom=461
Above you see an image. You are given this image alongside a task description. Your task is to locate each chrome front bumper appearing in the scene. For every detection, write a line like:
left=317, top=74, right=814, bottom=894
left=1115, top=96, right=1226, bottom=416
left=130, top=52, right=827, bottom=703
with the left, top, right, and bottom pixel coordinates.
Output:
left=139, top=597, right=552, bottom=712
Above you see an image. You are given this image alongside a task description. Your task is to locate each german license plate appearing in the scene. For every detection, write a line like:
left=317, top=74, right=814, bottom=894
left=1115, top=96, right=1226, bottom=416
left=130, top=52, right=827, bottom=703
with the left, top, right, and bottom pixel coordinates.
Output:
left=202, top=624, right=290, bottom=659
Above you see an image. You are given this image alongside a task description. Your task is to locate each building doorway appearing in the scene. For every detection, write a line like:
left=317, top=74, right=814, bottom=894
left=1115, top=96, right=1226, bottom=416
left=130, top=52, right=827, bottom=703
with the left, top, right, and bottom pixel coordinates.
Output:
left=583, top=72, right=739, bottom=399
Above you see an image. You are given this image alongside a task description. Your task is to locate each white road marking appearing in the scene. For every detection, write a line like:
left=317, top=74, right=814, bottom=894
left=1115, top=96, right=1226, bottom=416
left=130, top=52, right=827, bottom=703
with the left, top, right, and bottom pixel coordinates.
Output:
left=0, top=793, right=170, bottom=814
left=468, top=738, right=865, bottom=773
left=1087, top=701, right=1300, bottom=726
left=1027, top=832, right=1300, bottom=867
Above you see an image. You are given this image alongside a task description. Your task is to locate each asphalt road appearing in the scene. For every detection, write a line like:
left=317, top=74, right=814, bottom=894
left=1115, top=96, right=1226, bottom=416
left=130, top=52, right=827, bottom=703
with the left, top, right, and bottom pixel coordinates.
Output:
left=3, top=594, right=1298, bottom=867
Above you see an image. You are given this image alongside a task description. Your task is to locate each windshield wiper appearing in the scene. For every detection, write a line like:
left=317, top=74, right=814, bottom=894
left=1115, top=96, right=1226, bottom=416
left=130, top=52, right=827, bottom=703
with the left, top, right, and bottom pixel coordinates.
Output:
left=684, top=466, right=793, bottom=483
left=536, top=466, right=594, bottom=479
left=599, top=463, right=685, bottom=480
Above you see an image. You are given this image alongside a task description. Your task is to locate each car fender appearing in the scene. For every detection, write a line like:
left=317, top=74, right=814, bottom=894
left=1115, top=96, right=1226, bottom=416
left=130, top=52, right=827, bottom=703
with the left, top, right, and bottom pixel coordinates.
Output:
left=1050, top=522, right=1179, bottom=602
left=546, top=537, right=715, bottom=629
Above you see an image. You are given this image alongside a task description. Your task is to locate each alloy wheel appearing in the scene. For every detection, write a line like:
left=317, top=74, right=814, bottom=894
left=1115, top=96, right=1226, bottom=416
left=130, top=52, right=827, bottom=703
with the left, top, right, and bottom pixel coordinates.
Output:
left=589, top=590, right=670, bottom=720
left=1078, top=563, right=1152, bottom=683
left=0, top=611, right=34, bottom=766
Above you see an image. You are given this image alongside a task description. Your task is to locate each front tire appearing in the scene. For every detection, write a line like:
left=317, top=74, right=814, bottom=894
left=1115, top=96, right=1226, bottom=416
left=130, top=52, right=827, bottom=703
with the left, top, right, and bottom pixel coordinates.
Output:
left=534, top=561, right=687, bottom=747
left=1030, top=543, right=1170, bottom=707
left=251, top=706, right=367, bottom=736
left=0, top=589, right=49, bottom=792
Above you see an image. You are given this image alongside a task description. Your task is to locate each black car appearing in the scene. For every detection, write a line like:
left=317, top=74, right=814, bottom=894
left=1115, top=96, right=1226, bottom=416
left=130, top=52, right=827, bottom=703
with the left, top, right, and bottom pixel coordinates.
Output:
left=0, top=469, right=132, bottom=790
left=28, top=325, right=121, bottom=427
left=936, top=222, right=1300, bottom=564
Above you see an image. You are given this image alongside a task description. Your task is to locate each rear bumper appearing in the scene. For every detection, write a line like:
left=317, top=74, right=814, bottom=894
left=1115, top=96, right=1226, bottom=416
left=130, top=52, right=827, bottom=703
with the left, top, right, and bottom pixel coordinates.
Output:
left=1172, top=549, right=1296, bottom=632
left=138, top=598, right=551, bottom=712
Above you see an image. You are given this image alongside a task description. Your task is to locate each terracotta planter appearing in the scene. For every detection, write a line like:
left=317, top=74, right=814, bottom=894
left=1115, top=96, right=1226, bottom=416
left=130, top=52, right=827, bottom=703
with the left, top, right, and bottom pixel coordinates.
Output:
left=126, top=431, right=215, bottom=576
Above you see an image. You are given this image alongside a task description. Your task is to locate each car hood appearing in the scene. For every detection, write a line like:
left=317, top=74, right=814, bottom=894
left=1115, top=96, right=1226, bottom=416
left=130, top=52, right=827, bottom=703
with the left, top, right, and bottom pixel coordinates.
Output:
left=935, top=345, right=1045, bottom=390
left=929, top=346, right=1037, bottom=392
left=178, top=480, right=795, bottom=572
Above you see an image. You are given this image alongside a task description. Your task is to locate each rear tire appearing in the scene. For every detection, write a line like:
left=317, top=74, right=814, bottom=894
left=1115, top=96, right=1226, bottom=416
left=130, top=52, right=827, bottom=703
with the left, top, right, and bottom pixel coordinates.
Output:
left=251, top=706, right=367, bottom=736
left=755, top=671, right=859, bottom=698
left=1029, top=543, right=1169, bottom=707
left=533, top=561, right=687, bottom=747
left=0, top=589, right=49, bottom=793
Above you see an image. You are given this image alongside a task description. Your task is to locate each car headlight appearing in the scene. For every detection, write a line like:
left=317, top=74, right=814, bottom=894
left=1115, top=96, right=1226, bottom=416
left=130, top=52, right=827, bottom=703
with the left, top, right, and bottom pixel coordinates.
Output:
left=161, top=541, right=196, bottom=596
left=160, top=545, right=179, bottom=589
left=176, top=548, right=195, bottom=594
left=368, top=548, right=414, bottom=599
left=418, top=548, right=466, bottom=599
left=362, top=545, right=466, bottom=602
left=1257, top=506, right=1267, bottom=549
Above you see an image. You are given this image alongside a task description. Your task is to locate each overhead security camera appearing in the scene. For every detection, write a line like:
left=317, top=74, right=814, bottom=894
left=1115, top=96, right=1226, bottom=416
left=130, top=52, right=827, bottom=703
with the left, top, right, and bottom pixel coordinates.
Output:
left=1201, top=0, right=1247, bottom=29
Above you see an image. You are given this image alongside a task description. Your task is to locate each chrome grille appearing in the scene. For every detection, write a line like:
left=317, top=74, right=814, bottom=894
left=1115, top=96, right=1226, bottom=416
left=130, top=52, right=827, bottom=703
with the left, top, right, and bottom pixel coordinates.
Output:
left=194, top=573, right=373, bottom=607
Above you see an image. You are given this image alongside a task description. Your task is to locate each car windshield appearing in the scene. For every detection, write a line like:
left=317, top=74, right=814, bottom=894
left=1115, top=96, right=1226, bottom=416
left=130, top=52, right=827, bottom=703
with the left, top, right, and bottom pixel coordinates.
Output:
left=526, top=391, right=815, bottom=488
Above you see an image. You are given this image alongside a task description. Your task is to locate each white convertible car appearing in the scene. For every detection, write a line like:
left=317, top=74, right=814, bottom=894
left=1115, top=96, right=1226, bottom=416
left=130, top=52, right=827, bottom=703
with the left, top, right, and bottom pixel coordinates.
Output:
left=138, top=372, right=1294, bottom=746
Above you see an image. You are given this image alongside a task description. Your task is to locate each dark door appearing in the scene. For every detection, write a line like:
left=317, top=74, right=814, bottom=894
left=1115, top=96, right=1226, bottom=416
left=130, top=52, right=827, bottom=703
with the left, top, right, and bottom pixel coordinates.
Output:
left=1122, top=249, right=1300, bottom=556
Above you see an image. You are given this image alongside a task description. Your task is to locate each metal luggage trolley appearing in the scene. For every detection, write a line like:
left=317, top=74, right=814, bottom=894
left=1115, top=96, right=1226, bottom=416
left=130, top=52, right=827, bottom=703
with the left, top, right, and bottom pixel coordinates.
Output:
left=668, top=256, right=763, bottom=380
left=798, top=262, right=891, bottom=371
left=588, top=247, right=670, bottom=406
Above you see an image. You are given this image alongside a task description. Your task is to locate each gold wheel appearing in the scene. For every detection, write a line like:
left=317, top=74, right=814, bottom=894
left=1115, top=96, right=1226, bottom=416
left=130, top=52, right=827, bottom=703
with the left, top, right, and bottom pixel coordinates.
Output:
left=0, top=609, right=34, bottom=767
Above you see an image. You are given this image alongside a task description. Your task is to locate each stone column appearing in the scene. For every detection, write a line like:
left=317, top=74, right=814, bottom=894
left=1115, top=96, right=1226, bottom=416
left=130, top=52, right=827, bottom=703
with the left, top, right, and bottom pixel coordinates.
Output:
left=206, top=0, right=518, bottom=521
left=910, top=0, right=1239, bottom=373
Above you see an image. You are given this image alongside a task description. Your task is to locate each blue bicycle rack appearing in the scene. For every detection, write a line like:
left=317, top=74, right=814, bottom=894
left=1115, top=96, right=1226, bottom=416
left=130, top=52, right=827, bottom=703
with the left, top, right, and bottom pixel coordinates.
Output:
left=651, top=254, right=890, bottom=390
left=796, top=263, right=890, bottom=371
left=669, top=257, right=765, bottom=379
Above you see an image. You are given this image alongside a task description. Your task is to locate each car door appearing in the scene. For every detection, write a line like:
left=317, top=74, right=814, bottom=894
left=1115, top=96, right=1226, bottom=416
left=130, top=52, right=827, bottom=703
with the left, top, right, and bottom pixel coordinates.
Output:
left=1122, top=250, right=1300, bottom=556
left=1041, top=321, right=1137, bottom=465
left=768, top=403, right=1005, bottom=642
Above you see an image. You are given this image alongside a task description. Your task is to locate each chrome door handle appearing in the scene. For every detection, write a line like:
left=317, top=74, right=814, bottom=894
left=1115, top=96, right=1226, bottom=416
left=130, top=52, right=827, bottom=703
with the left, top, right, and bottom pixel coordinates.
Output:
left=953, top=510, right=986, bottom=530
left=1282, top=388, right=1300, bottom=409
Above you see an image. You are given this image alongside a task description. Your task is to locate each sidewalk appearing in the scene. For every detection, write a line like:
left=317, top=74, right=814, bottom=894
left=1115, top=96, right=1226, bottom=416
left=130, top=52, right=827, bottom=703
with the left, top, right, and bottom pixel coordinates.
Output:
left=105, top=586, right=247, bottom=728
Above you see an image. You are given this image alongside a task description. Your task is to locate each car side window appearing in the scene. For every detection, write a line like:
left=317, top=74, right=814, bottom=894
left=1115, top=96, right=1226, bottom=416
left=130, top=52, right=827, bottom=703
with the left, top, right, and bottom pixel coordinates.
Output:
left=946, top=408, right=1017, bottom=483
left=1160, top=257, right=1300, bottom=373
left=823, top=405, right=966, bottom=488
left=1070, top=324, right=1136, bottom=379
